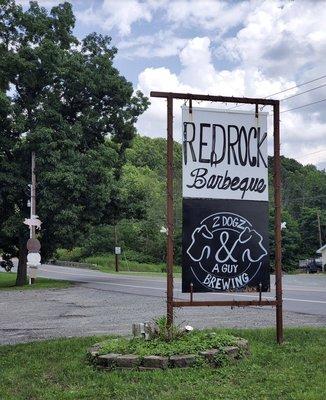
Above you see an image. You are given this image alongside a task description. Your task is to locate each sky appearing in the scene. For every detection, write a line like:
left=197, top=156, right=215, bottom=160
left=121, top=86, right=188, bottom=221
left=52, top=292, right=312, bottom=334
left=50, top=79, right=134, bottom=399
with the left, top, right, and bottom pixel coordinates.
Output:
left=17, top=0, right=326, bottom=169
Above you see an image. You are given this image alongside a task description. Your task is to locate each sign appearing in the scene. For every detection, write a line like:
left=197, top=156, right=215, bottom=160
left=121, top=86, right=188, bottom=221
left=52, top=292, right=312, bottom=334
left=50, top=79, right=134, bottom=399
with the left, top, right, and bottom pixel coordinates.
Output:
left=24, top=216, right=42, bottom=230
left=182, top=107, right=270, bottom=293
left=115, top=247, right=122, bottom=255
left=27, top=238, right=41, bottom=252
left=27, top=252, right=41, bottom=266
left=182, top=107, right=268, bottom=201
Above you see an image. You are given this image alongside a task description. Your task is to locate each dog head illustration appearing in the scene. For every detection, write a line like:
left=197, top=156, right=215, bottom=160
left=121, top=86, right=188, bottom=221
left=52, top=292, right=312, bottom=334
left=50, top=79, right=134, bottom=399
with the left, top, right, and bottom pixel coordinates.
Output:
left=238, top=227, right=267, bottom=262
left=187, top=225, right=213, bottom=262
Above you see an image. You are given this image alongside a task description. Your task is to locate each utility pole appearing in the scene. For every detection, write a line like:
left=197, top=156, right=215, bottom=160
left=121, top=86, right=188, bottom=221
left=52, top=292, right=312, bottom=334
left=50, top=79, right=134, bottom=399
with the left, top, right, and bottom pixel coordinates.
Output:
left=317, top=211, right=322, bottom=249
left=30, top=151, right=36, bottom=284
left=114, top=224, right=119, bottom=272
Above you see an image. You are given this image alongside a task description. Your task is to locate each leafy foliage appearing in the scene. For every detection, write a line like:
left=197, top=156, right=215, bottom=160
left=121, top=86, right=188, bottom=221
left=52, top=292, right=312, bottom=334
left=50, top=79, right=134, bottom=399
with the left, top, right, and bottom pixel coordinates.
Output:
left=98, top=327, right=238, bottom=357
left=0, top=1, right=148, bottom=285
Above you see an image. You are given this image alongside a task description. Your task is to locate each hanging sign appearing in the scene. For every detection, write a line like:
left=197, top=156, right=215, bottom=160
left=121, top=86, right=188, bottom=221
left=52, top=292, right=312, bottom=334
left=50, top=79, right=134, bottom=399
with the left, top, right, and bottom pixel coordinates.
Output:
left=115, top=247, right=122, bottom=255
left=182, top=107, right=270, bottom=293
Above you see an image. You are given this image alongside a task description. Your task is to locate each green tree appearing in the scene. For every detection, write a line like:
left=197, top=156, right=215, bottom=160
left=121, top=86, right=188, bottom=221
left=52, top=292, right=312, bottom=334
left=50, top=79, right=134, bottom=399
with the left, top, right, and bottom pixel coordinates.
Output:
left=299, top=207, right=325, bottom=257
left=0, top=1, right=148, bottom=285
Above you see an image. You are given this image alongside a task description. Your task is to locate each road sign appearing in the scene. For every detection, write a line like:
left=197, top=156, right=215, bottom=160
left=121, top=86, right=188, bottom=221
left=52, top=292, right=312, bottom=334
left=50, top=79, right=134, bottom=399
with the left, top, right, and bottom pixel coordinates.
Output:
left=27, top=238, right=41, bottom=252
left=115, top=247, right=122, bottom=255
left=27, top=252, right=41, bottom=266
left=182, top=107, right=270, bottom=293
left=23, top=216, right=42, bottom=230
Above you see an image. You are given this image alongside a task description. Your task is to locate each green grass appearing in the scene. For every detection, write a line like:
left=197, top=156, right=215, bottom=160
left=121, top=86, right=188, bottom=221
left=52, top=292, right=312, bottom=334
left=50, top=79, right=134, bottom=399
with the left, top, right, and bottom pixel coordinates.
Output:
left=83, top=254, right=181, bottom=275
left=98, top=329, right=238, bottom=357
left=0, top=272, right=72, bottom=290
left=0, top=327, right=325, bottom=399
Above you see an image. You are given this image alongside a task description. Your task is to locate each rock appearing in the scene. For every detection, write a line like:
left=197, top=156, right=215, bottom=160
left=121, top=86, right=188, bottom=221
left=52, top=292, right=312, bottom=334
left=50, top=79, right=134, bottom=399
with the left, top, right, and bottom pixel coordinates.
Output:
left=223, top=346, right=239, bottom=360
left=88, top=343, right=100, bottom=352
left=116, top=355, right=140, bottom=368
left=97, top=353, right=121, bottom=367
left=235, top=339, right=250, bottom=355
left=88, top=344, right=101, bottom=358
left=89, top=350, right=99, bottom=358
left=169, top=354, right=197, bottom=368
left=199, top=348, right=220, bottom=363
left=132, top=322, right=152, bottom=340
left=142, top=355, right=169, bottom=369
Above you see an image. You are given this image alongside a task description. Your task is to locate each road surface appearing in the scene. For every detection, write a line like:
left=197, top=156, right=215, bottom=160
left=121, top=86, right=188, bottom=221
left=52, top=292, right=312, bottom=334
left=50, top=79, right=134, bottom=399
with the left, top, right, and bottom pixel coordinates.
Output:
left=1, top=264, right=325, bottom=344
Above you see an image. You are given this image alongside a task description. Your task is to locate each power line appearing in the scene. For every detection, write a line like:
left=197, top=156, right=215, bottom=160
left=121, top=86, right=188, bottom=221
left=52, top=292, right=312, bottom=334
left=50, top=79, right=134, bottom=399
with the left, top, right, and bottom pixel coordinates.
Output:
left=296, top=149, right=326, bottom=159
left=281, top=83, right=326, bottom=101
left=227, top=73, right=326, bottom=110
left=281, top=98, right=326, bottom=113
left=265, top=74, right=326, bottom=98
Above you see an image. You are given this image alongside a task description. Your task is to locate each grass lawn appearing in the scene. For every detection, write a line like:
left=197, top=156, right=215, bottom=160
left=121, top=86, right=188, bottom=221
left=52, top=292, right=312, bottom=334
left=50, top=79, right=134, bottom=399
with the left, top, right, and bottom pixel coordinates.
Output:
left=81, top=254, right=182, bottom=276
left=1, top=327, right=325, bottom=400
left=0, top=272, right=72, bottom=290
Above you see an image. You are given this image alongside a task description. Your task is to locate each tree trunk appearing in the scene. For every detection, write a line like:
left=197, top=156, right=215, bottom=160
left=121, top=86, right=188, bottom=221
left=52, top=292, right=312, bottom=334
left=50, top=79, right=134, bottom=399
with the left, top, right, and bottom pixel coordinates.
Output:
left=16, top=238, right=27, bottom=286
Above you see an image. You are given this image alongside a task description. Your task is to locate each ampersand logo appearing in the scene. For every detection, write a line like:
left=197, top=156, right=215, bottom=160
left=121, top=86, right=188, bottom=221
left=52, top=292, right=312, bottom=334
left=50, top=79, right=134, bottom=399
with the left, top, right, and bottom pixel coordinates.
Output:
left=185, top=211, right=268, bottom=292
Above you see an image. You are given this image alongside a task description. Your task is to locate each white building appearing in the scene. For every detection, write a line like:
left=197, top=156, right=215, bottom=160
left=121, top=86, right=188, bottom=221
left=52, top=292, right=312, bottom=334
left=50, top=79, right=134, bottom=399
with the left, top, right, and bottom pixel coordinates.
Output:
left=316, top=244, right=326, bottom=272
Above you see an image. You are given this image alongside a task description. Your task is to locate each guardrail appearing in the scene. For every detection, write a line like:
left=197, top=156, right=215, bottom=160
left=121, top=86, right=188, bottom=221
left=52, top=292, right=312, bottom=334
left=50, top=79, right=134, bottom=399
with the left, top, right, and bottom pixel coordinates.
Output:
left=48, top=260, right=98, bottom=269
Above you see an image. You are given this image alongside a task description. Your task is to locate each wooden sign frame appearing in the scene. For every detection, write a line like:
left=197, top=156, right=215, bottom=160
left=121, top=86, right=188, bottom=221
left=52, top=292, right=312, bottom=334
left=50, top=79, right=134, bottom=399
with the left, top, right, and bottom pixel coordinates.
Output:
left=150, top=91, right=283, bottom=344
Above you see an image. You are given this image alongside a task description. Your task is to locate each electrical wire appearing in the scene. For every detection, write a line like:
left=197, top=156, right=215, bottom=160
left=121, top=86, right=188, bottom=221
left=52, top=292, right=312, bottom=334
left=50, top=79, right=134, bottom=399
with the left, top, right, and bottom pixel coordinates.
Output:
left=265, top=74, right=326, bottom=98
left=227, top=73, right=326, bottom=110
left=296, top=149, right=326, bottom=159
left=281, top=98, right=326, bottom=113
left=280, top=83, right=326, bottom=101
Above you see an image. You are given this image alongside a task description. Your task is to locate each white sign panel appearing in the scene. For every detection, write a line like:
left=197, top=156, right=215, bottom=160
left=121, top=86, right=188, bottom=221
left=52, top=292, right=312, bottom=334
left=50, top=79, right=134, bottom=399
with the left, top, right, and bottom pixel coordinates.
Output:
left=182, top=107, right=268, bottom=201
left=115, top=247, right=121, bottom=255
left=27, top=252, right=41, bottom=266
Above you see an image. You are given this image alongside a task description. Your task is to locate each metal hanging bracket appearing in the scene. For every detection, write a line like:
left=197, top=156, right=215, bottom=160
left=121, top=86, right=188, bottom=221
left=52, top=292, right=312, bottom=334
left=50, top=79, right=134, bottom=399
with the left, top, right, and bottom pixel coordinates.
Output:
left=189, top=96, right=193, bottom=114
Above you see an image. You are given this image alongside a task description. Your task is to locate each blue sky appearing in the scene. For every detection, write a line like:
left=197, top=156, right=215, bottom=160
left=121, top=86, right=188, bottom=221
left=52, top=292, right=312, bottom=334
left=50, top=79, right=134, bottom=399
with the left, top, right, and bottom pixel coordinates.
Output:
left=17, top=0, right=326, bottom=168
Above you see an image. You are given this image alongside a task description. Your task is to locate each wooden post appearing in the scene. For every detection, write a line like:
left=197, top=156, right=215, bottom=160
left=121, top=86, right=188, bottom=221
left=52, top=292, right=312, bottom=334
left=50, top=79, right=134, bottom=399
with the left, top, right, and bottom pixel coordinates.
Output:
left=273, top=101, right=283, bottom=344
left=166, top=96, right=174, bottom=328
left=31, top=151, right=36, bottom=284
left=114, top=225, right=119, bottom=272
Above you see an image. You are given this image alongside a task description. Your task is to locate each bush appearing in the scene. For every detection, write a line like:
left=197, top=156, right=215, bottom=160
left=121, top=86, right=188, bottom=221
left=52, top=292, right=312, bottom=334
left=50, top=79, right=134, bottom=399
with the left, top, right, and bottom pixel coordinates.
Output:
left=81, top=226, right=115, bottom=257
left=54, top=247, right=83, bottom=262
left=123, top=249, right=156, bottom=264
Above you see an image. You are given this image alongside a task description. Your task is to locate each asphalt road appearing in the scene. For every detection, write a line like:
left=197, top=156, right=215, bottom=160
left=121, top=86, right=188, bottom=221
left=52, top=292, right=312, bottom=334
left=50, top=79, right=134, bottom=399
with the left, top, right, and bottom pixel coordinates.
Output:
left=1, top=264, right=325, bottom=345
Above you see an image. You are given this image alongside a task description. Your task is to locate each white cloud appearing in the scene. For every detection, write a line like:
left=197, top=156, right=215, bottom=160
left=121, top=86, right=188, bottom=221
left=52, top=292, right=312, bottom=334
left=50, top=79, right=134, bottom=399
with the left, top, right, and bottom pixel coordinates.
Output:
left=77, top=0, right=153, bottom=36
left=116, top=0, right=251, bottom=58
left=218, top=0, right=326, bottom=78
left=118, top=31, right=188, bottom=58
left=77, top=0, right=250, bottom=38
left=136, top=34, right=326, bottom=167
left=165, top=0, right=250, bottom=34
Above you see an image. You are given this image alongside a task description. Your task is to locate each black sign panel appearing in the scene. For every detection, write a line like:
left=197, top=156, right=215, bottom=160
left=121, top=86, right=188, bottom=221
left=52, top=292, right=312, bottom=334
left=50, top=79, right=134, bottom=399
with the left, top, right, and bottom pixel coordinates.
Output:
left=182, top=198, right=270, bottom=292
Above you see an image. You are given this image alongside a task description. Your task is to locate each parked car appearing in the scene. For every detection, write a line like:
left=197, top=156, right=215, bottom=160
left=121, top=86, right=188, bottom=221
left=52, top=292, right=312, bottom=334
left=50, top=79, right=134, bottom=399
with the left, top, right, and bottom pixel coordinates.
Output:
left=306, top=259, right=322, bottom=274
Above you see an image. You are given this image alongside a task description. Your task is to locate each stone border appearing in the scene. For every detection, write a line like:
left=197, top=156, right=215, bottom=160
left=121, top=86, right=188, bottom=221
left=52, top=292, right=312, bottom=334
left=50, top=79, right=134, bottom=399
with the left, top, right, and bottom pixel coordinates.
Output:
left=88, top=338, right=249, bottom=370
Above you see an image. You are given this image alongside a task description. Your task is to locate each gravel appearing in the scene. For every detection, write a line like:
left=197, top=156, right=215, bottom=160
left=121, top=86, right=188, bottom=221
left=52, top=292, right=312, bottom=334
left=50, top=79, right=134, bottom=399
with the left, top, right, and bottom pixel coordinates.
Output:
left=1, top=283, right=326, bottom=345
